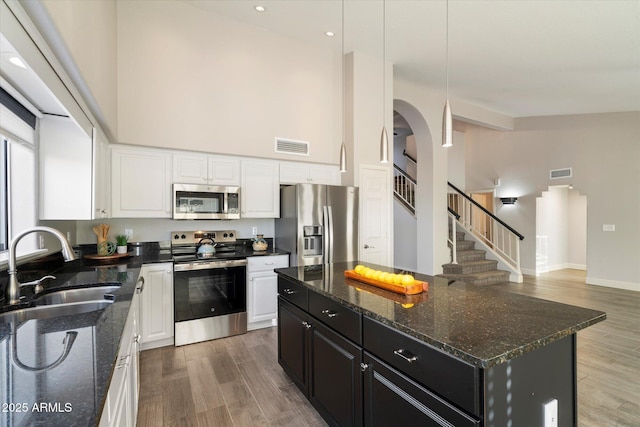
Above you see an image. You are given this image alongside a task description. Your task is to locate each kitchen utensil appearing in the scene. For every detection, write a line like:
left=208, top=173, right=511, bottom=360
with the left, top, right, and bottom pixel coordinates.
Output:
left=196, top=238, right=217, bottom=258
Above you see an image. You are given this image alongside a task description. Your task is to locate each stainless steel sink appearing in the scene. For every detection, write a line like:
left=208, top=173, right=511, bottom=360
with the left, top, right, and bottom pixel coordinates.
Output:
left=33, top=284, right=120, bottom=306
left=0, top=300, right=114, bottom=324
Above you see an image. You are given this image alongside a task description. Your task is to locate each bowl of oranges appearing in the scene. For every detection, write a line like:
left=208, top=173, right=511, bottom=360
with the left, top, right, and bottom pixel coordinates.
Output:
left=345, top=265, right=427, bottom=295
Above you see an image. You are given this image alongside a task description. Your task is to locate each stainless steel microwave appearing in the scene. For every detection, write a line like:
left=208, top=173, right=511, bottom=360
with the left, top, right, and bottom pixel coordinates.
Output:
left=172, top=183, right=240, bottom=220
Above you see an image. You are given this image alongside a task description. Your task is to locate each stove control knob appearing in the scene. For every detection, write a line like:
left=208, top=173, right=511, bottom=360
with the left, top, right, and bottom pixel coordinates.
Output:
left=181, top=234, right=186, bottom=239
left=223, top=233, right=228, bottom=238
left=174, top=234, right=180, bottom=240
left=229, top=232, right=234, bottom=238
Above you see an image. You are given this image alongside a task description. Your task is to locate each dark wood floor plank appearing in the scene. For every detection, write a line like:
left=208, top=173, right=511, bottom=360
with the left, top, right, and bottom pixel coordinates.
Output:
left=186, top=356, right=226, bottom=412
left=162, top=375, right=197, bottom=427
left=196, top=406, right=234, bottom=427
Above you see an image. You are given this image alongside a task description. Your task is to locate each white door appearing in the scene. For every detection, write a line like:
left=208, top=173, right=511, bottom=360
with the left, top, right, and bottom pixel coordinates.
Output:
left=359, top=165, right=391, bottom=266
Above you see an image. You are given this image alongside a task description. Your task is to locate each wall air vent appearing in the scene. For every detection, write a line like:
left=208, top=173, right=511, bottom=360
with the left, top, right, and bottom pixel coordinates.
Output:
left=275, top=138, right=309, bottom=156
left=549, top=168, right=572, bottom=180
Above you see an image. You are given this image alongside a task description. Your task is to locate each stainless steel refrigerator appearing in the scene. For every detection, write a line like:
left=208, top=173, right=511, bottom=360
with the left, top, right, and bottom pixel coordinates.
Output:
left=275, top=184, right=358, bottom=266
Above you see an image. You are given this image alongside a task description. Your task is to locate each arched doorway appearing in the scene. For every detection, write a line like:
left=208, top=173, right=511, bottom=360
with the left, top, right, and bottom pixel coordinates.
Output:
left=536, top=185, right=587, bottom=274
left=393, top=99, right=434, bottom=274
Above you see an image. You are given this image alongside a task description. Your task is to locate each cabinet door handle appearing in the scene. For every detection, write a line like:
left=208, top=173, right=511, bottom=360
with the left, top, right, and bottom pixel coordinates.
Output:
left=116, top=354, right=130, bottom=369
left=136, top=276, right=145, bottom=294
left=360, top=363, right=369, bottom=372
left=302, top=321, right=312, bottom=329
left=283, top=288, right=296, bottom=295
left=321, top=309, right=337, bottom=318
left=265, top=262, right=274, bottom=266
left=393, top=349, right=418, bottom=363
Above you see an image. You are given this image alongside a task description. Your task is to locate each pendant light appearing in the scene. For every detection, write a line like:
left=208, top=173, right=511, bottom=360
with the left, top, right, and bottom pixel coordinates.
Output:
left=339, top=0, right=347, bottom=173
left=442, top=0, right=453, bottom=148
left=379, top=0, right=389, bottom=163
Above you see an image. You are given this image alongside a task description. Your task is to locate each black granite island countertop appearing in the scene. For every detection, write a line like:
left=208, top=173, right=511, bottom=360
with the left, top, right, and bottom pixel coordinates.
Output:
left=275, top=261, right=606, bottom=369
left=0, top=244, right=171, bottom=426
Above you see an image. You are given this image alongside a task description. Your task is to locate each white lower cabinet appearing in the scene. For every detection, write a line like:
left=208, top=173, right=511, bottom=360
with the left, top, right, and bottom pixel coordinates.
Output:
left=247, top=255, right=289, bottom=330
left=139, top=263, right=174, bottom=350
left=99, top=275, right=143, bottom=427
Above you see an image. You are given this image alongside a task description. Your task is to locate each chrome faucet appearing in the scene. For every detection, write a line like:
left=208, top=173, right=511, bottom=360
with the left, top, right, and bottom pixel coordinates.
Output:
left=5, top=226, right=77, bottom=305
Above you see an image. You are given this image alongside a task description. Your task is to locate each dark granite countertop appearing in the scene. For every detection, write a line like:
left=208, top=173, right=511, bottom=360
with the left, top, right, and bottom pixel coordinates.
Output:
left=275, top=261, right=606, bottom=369
left=0, top=243, right=171, bottom=426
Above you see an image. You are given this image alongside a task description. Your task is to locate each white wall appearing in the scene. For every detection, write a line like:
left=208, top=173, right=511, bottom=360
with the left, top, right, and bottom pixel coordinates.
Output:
left=568, top=189, right=587, bottom=269
left=393, top=200, right=417, bottom=271
left=38, top=0, right=118, bottom=141
left=536, top=186, right=587, bottom=273
left=448, top=130, right=466, bottom=191
left=71, top=218, right=275, bottom=246
left=536, top=187, right=569, bottom=272
left=116, top=0, right=340, bottom=164
left=465, top=112, right=640, bottom=290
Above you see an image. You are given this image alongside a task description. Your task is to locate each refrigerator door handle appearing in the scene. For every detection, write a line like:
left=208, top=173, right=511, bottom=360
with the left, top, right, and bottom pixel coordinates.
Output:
left=322, top=205, right=331, bottom=264
left=327, top=206, right=335, bottom=263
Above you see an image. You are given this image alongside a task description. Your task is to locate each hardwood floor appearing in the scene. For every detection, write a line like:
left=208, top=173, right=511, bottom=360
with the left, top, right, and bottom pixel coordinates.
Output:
left=490, top=270, right=640, bottom=427
left=136, top=326, right=327, bottom=427
left=137, top=270, right=639, bottom=426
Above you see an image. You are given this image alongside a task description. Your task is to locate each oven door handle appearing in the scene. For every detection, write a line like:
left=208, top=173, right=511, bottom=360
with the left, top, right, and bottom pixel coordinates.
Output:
left=174, top=259, right=248, bottom=271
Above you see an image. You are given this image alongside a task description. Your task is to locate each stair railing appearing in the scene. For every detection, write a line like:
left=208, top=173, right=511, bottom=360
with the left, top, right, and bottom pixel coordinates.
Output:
left=447, top=208, right=460, bottom=264
left=393, top=165, right=416, bottom=214
left=447, top=182, right=524, bottom=271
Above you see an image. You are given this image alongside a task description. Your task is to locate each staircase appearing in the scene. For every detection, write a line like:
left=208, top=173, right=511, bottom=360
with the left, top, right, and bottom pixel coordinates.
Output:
left=393, top=165, right=416, bottom=215
left=439, top=230, right=511, bottom=285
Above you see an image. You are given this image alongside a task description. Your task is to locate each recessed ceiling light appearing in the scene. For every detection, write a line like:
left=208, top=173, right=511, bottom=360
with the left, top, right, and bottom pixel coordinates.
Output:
left=9, top=56, right=27, bottom=69
left=325, top=31, right=335, bottom=37
left=254, top=5, right=266, bottom=12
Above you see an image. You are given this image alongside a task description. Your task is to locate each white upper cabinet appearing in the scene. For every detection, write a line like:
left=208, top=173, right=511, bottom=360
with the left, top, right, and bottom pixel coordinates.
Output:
left=240, top=159, right=280, bottom=218
left=39, top=116, right=99, bottom=220
left=93, top=127, right=111, bottom=218
left=111, top=145, right=172, bottom=218
left=173, top=153, right=240, bottom=186
left=279, top=161, right=340, bottom=185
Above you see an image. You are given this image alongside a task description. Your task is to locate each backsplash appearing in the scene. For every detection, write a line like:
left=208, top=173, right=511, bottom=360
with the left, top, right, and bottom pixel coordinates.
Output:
left=40, top=218, right=275, bottom=246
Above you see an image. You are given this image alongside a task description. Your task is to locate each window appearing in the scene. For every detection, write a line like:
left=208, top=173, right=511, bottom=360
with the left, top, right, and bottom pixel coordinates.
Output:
left=0, top=88, right=37, bottom=253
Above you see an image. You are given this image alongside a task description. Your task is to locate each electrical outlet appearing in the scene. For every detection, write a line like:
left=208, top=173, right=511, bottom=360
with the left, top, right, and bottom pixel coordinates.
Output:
left=544, top=399, right=558, bottom=427
left=39, top=235, right=45, bottom=249
left=125, top=229, right=134, bottom=239
left=602, top=224, right=615, bottom=232
left=252, top=226, right=258, bottom=236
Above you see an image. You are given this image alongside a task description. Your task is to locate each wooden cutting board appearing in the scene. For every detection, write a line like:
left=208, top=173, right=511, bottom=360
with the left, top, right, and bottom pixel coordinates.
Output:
left=344, top=270, right=428, bottom=295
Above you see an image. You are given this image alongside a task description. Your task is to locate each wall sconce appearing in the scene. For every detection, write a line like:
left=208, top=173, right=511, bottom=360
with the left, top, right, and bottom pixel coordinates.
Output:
left=500, top=197, right=518, bottom=205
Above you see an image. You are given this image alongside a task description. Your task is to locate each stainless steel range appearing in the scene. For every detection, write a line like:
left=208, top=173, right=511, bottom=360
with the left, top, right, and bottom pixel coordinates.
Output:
left=171, top=230, right=247, bottom=346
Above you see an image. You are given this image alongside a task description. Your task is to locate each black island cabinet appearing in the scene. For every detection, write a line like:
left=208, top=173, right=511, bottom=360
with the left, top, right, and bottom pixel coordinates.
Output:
left=276, top=263, right=605, bottom=427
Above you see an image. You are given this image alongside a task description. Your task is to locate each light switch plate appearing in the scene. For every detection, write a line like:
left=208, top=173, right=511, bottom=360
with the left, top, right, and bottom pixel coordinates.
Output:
left=125, top=229, right=134, bottom=239
left=544, top=399, right=558, bottom=427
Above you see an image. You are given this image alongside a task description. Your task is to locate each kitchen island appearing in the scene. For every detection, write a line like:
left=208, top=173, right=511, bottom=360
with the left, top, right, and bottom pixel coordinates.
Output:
left=275, top=262, right=606, bottom=427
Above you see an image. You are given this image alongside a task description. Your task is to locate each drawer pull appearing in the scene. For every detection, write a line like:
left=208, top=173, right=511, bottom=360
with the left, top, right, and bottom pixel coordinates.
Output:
left=321, top=309, right=337, bottom=318
left=302, top=321, right=312, bottom=329
left=283, top=288, right=296, bottom=295
left=393, top=349, right=418, bottom=363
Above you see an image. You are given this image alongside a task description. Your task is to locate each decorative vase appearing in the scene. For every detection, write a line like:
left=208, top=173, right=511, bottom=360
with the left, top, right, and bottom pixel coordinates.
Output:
left=252, top=234, right=268, bottom=251
left=116, top=245, right=128, bottom=254
left=97, top=241, right=116, bottom=256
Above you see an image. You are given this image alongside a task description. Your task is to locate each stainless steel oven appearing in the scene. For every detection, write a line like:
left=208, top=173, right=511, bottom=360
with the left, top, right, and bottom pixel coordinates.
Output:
left=171, top=230, right=247, bottom=346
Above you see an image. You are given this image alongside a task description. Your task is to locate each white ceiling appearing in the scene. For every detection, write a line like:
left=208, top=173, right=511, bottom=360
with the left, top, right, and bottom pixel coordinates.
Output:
left=1, top=1, right=638, bottom=122
left=186, top=0, right=640, bottom=118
